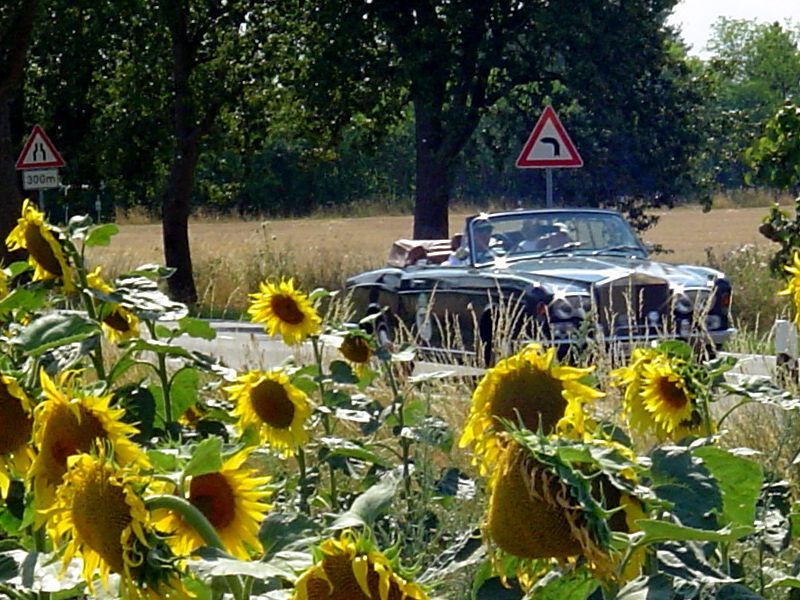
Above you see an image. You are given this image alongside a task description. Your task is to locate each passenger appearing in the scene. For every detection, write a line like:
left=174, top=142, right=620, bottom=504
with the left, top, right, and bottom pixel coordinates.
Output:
left=515, top=220, right=546, bottom=252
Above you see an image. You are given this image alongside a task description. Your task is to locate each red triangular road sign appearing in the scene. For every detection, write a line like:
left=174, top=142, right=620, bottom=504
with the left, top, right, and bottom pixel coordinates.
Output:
left=16, top=125, right=65, bottom=169
left=515, top=106, right=583, bottom=168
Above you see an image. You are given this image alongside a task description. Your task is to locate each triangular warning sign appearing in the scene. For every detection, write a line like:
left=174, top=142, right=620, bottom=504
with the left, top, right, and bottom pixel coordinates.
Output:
left=16, top=125, right=65, bottom=170
left=515, top=106, right=583, bottom=169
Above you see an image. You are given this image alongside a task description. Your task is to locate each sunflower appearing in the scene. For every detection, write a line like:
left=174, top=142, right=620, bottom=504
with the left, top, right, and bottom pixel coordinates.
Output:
left=610, top=347, right=662, bottom=436
left=780, top=250, right=800, bottom=326
left=6, top=198, right=75, bottom=292
left=486, top=439, right=643, bottom=582
left=486, top=441, right=589, bottom=561
left=225, top=369, right=312, bottom=456
left=46, top=450, right=185, bottom=599
left=293, top=530, right=428, bottom=600
left=639, top=356, right=700, bottom=438
left=0, top=374, right=35, bottom=497
left=248, top=278, right=321, bottom=345
left=339, top=331, right=373, bottom=365
left=155, top=449, right=272, bottom=559
left=87, top=267, right=140, bottom=343
left=30, top=370, right=149, bottom=512
left=459, top=344, right=603, bottom=474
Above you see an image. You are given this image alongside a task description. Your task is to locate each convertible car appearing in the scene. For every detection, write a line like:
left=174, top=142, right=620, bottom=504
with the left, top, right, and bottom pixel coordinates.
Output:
left=346, top=208, right=734, bottom=363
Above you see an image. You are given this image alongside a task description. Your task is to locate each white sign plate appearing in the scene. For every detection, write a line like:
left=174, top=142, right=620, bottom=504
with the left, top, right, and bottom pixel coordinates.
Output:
left=22, top=169, right=60, bottom=190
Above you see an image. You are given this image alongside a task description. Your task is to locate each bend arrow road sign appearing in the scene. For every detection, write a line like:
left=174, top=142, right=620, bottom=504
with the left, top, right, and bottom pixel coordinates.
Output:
left=16, top=125, right=65, bottom=170
left=515, top=106, right=583, bottom=168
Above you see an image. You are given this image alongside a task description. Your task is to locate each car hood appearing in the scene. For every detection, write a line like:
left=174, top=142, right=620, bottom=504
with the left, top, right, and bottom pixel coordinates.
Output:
left=501, top=255, right=722, bottom=292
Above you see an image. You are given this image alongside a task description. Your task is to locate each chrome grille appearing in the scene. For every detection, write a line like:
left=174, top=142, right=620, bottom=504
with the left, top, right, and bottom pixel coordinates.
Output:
left=595, top=275, right=669, bottom=336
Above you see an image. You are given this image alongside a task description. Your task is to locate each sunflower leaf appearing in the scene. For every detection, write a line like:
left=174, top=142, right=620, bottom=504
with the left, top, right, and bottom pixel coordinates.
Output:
left=169, top=367, right=201, bottom=421
left=331, top=470, right=401, bottom=529
left=12, top=311, right=100, bottom=356
left=177, top=317, right=217, bottom=340
left=84, top=223, right=119, bottom=247
left=693, top=446, right=763, bottom=528
left=184, top=437, right=224, bottom=478
left=637, top=520, right=754, bottom=545
left=616, top=574, right=674, bottom=599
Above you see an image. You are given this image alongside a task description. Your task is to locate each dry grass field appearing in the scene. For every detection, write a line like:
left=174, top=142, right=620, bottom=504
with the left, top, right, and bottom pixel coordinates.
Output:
left=88, top=204, right=780, bottom=313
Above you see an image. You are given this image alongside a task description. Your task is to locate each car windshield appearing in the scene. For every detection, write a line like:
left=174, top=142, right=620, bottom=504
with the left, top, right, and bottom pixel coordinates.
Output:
left=466, top=210, right=646, bottom=265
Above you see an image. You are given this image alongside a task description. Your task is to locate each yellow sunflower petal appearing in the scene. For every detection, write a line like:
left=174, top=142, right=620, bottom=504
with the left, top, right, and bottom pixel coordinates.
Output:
left=156, top=448, right=272, bottom=559
left=248, top=278, right=321, bottom=345
left=225, top=369, right=312, bottom=456
left=460, top=343, right=602, bottom=475
left=30, top=370, right=149, bottom=514
left=6, top=198, right=75, bottom=292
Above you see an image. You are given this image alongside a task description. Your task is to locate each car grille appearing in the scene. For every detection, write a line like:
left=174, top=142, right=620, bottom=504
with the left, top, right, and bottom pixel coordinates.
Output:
left=594, top=274, right=669, bottom=337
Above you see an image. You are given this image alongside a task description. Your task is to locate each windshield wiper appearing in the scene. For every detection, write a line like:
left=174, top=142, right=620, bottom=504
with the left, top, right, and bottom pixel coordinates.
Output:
left=590, top=245, right=644, bottom=256
left=538, top=241, right=583, bottom=257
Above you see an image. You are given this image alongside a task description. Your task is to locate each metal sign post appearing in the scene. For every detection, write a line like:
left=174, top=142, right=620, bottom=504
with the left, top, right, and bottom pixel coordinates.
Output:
left=545, top=168, right=553, bottom=208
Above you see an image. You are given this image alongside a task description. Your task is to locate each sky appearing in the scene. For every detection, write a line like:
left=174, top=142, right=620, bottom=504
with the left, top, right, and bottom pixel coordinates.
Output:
left=668, top=0, right=800, bottom=57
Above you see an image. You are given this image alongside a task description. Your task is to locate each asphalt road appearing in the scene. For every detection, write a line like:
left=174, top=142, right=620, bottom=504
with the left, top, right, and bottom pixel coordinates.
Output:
left=172, top=320, right=777, bottom=382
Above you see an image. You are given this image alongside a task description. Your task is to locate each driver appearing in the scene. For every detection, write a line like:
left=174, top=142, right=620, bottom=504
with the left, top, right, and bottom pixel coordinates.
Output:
left=446, top=218, right=494, bottom=265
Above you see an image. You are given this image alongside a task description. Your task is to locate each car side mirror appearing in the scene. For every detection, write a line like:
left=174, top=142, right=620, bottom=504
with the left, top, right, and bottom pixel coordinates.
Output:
left=643, top=241, right=655, bottom=253
left=454, top=247, right=469, bottom=260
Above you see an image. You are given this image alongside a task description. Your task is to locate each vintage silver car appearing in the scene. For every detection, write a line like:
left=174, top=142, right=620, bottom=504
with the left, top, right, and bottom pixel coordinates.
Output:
left=346, top=208, right=734, bottom=363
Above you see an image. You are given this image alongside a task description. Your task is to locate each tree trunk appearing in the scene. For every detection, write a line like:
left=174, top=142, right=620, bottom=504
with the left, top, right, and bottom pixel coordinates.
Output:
left=412, top=102, right=452, bottom=239
left=162, top=140, right=199, bottom=304
left=0, top=0, right=38, bottom=264
left=0, top=99, right=22, bottom=262
left=162, top=1, right=198, bottom=305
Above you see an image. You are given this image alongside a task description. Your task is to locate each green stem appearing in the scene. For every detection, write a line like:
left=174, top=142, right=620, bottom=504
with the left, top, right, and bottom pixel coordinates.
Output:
left=145, top=495, right=225, bottom=549
left=716, top=398, right=751, bottom=428
left=310, top=336, right=331, bottom=434
left=145, top=495, right=244, bottom=599
left=310, top=335, right=338, bottom=510
left=296, top=448, right=310, bottom=514
left=75, top=260, right=107, bottom=381
left=147, top=322, right=173, bottom=425
left=699, top=390, right=714, bottom=437
left=381, top=356, right=412, bottom=505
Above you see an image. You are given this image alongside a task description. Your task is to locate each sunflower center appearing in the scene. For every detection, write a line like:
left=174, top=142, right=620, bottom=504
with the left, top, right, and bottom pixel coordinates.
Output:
left=270, top=294, right=305, bottom=325
left=189, top=472, right=236, bottom=531
left=45, top=405, right=108, bottom=482
left=103, top=310, right=130, bottom=332
left=341, top=336, right=371, bottom=364
left=491, top=367, right=567, bottom=433
left=23, top=224, right=63, bottom=276
left=656, top=377, right=689, bottom=412
left=310, top=552, right=404, bottom=600
left=0, top=386, right=32, bottom=455
left=250, top=380, right=295, bottom=429
left=71, top=469, right=132, bottom=574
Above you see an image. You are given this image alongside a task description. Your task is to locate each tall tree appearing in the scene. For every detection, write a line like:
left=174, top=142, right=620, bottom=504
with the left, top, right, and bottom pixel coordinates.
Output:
left=299, top=0, right=684, bottom=238
left=0, top=0, right=39, bottom=263
left=88, top=0, right=266, bottom=303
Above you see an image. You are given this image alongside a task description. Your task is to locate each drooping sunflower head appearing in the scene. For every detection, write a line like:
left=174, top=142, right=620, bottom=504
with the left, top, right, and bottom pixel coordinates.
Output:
left=639, top=355, right=702, bottom=439
left=294, top=529, right=428, bottom=600
left=485, top=436, right=644, bottom=583
left=46, top=450, right=185, bottom=599
left=780, top=250, right=800, bottom=326
left=6, top=198, right=75, bottom=292
left=248, top=278, right=321, bottom=345
left=225, top=369, right=312, bottom=456
left=30, top=370, right=149, bottom=512
left=339, top=331, right=373, bottom=365
left=155, top=448, right=272, bottom=559
left=486, top=441, right=591, bottom=561
left=459, top=344, right=603, bottom=474
left=87, top=267, right=140, bottom=343
left=0, top=374, right=35, bottom=497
